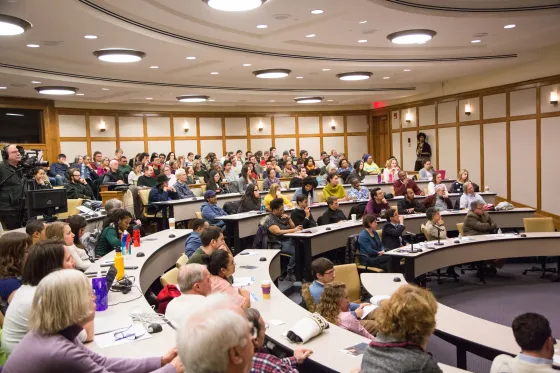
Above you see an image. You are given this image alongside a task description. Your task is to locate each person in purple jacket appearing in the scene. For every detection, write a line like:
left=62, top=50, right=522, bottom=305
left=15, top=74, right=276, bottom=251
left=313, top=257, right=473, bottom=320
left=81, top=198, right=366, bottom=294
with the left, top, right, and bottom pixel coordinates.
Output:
left=3, top=269, right=184, bottom=373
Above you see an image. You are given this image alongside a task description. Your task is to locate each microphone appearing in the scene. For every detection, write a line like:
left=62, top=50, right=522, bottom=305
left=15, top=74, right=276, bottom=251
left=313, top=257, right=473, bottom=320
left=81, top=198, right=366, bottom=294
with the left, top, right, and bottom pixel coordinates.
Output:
left=434, top=224, right=445, bottom=246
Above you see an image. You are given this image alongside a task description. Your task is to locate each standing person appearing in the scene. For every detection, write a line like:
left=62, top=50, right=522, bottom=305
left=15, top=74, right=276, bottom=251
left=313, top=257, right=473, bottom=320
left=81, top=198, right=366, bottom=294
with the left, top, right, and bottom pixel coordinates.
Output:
left=237, top=184, right=261, bottom=213
left=0, top=232, right=31, bottom=314
left=47, top=154, right=69, bottom=186
left=419, top=160, right=434, bottom=181
left=381, top=209, right=406, bottom=250
left=262, top=198, right=303, bottom=282
left=65, top=168, right=95, bottom=200
left=319, top=197, right=347, bottom=225
left=364, top=188, right=390, bottom=217
left=415, top=132, right=432, bottom=172
left=398, top=188, right=426, bottom=215
left=363, top=154, right=380, bottom=174
left=358, top=215, right=391, bottom=272
left=393, top=171, right=424, bottom=196
left=290, top=194, right=317, bottom=228
left=322, top=174, right=348, bottom=202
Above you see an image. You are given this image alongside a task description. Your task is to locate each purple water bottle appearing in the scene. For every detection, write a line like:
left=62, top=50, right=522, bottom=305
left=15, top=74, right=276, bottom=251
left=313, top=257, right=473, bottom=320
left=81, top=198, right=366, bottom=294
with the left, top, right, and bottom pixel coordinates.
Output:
left=92, top=277, right=109, bottom=311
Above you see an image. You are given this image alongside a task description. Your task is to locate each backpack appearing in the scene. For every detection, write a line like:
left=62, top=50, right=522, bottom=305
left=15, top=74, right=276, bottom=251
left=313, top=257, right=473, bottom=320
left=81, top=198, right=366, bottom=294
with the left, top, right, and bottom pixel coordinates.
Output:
left=252, top=224, right=269, bottom=250
left=156, top=284, right=181, bottom=314
left=347, top=202, right=367, bottom=220
left=223, top=200, right=241, bottom=215
left=495, top=201, right=514, bottom=211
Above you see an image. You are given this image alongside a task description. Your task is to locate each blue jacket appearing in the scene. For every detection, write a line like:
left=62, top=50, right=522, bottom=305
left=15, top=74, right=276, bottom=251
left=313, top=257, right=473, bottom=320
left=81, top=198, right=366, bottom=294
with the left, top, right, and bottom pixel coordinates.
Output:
left=185, top=231, right=201, bottom=257
left=49, top=162, right=68, bottom=178
left=201, top=202, right=227, bottom=227
left=309, top=280, right=359, bottom=313
left=173, top=181, right=195, bottom=199
left=148, top=186, right=179, bottom=214
left=358, top=229, right=385, bottom=266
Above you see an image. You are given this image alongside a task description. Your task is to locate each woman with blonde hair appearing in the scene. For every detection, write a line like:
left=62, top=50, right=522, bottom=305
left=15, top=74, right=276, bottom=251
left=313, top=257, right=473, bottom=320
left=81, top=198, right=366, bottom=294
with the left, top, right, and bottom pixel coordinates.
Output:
left=3, top=269, right=183, bottom=373
left=383, top=158, right=400, bottom=183
left=264, top=183, right=293, bottom=211
left=451, top=169, right=480, bottom=194
left=316, top=282, right=373, bottom=339
left=361, top=284, right=442, bottom=373
left=45, top=221, right=91, bottom=271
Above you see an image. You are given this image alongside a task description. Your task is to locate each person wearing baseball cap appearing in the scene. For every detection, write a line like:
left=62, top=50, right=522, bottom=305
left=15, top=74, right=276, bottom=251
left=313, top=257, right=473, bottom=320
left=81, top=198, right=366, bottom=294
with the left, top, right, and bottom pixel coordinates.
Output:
left=201, top=190, right=228, bottom=229
left=147, top=173, right=179, bottom=214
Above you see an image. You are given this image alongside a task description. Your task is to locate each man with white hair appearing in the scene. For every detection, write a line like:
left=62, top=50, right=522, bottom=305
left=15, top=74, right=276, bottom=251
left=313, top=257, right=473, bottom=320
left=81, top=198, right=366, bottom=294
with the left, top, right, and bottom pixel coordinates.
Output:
left=177, top=294, right=255, bottom=373
left=173, top=168, right=195, bottom=199
left=101, top=159, right=125, bottom=185
left=165, top=264, right=212, bottom=328
left=422, top=184, right=452, bottom=210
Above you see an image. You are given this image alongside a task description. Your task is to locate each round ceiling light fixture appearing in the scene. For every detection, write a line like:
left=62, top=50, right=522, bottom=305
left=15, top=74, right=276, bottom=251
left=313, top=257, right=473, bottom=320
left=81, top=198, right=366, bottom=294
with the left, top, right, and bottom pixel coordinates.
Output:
left=203, top=0, right=267, bottom=11
left=0, top=14, right=32, bottom=36
left=253, top=68, right=291, bottom=79
left=387, top=29, right=437, bottom=44
left=336, top=72, right=373, bottom=81
left=35, top=86, right=78, bottom=95
left=177, top=95, right=210, bottom=103
left=93, top=48, right=146, bottom=63
left=295, top=96, right=323, bottom=104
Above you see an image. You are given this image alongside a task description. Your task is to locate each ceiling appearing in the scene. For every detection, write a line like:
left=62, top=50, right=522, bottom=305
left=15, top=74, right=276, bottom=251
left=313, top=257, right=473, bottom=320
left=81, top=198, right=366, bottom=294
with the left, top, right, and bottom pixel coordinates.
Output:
left=0, top=0, right=560, bottom=108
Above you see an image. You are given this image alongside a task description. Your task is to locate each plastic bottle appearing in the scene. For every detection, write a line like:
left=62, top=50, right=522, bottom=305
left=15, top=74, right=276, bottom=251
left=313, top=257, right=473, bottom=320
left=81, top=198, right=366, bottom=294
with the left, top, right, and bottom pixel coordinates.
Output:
left=114, top=249, right=125, bottom=280
left=126, top=233, right=132, bottom=255
left=133, top=226, right=141, bottom=247
left=121, top=230, right=129, bottom=256
left=260, top=198, right=266, bottom=213
left=497, top=228, right=502, bottom=235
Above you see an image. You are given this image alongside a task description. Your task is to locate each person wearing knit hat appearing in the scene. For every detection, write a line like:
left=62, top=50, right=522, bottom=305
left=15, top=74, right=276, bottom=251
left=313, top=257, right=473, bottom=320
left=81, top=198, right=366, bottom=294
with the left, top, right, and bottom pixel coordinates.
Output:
left=147, top=173, right=179, bottom=214
left=363, top=154, right=380, bottom=174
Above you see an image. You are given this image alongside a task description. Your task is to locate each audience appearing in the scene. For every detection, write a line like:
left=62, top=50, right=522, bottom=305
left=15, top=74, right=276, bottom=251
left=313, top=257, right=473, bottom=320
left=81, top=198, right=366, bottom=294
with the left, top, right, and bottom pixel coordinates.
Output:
left=425, top=208, right=457, bottom=277
left=459, top=181, right=485, bottom=209
left=349, top=160, right=366, bottom=182
left=148, top=174, right=179, bottom=214
left=347, top=177, right=369, bottom=200
left=397, top=188, right=426, bottom=215
left=427, top=172, right=448, bottom=196
left=262, top=168, right=280, bottom=191
left=30, top=167, right=52, bottom=190
left=382, top=158, right=400, bottom=183
left=185, top=219, right=209, bottom=258
left=319, top=196, right=347, bottom=225
left=305, top=158, right=320, bottom=177
left=2, top=269, right=183, bottom=373
left=463, top=201, right=497, bottom=236
left=423, top=184, right=453, bottom=210
left=289, top=166, right=307, bottom=189
left=0, top=232, right=31, bottom=314
left=81, top=155, right=99, bottom=182
left=263, top=183, right=293, bottom=211
left=291, top=194, right=317, bottom=228
left=262, top=198, right=302, bottom=282
left=95, top=209, right=133, bottom=257
left=203, top=249, right=250, bottom=308
left=364, top=187, right=390, bottom=217
left=201, top=190, right=228, bottom=229
left=322, top=174, right=348, bottom=202
left=381, top=209, right=405, bottom=250
left=491, top=313, right=556, bottom=373
left=291, top=177, right=318, bottom=204
left=138, top=165, right=157, bottom=188
left=361, top=285, right=441, bottom=373
left=223, top=160, right=238, bottom=183
left=65, top=168, right=95, bottom=200
left=281, top=161, right=297, bottom=177
left=165, top=263, right=212, bottom=328
left=186, top=165, right=200, bottom=185
left=162, top=165, right=177, bottom=186
left=316, top=282, right=374, bottom=339
left=239, top=163, right=256, bottom=192
left=336, top=158, right=353, bottom=180
left=393, top=170, right=424, bottom=196
left=25, top=219, right=46, bottom=245
left=237, top=184, right=261, bottom=213
left=47, top=153, right=69, bottom=186
left=206, top=170, right=225, bottom=194
left=45, top=221, right=91, bottom=271
left=419, top=160, right=434, bottom=181
left=188, top=226, right=230, bottom=266
left=363, top=154, right=380, bottom=174
left=101, top=159, right=125, bottom=185
left=128, top=162, right=143, bottom=185
left=118, top=156, right=131, bottom=177
left=66, top=215, right=92, bottom=270
left=358, top=215, right=391, bottom=272
left=451, top=169, right=479, bottom=194
left=173, top=168, right=195, bottom=199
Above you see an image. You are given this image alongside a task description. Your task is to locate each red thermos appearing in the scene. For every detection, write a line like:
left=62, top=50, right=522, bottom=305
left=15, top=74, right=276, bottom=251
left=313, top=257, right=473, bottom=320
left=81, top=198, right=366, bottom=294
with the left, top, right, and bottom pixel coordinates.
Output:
left=133, top=226, right=141, bottom=247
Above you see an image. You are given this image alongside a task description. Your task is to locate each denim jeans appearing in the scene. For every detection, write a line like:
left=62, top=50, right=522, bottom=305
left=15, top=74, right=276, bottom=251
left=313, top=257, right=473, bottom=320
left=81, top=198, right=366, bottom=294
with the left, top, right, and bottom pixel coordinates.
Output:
left=50, top=175, right=66, bottom=186
left=271, top=239, right=296, bottom=272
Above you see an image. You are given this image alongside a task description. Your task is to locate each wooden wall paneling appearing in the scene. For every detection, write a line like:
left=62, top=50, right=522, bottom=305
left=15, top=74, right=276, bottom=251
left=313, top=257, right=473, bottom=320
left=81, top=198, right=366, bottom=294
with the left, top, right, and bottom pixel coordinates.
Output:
left=536, top=87, right=542, bottom=211
left=271, top=116, right=276, bottom=148
left=343, top=115, right=348, bottom=156
left=196, top=117, right=201, bottom=155
left=506, top=92, right=511, bottom=200
left=434, top=102, right=439, bottom=170
left=245, top=116, right=250, bottom=152
left=221, top=117, right=226, bottom=155
left=399, top=131, right=403, bottom=167
left=170, top=115, right=175, bottom=153
left=115, top=114, right=120, bottom=150
left=85, top=112, right=92, bottom=156
left=319, top=115, right=324, bottom=153
left=142, top=116, right=148, bottom=152
left=479, top=96, right=484, bottom=187
left=295, top=115, right=300, bottom=155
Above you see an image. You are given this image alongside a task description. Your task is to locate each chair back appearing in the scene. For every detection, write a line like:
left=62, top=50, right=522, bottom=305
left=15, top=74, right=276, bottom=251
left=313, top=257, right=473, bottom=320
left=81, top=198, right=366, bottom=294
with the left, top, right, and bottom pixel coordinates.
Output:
left=57, top=198, right=84, bottom=219
left=391, top=186, right=395, bottom=195
left=523, top=217, right=554, bottom=232
left=195, top=211, right=202, bottom=219
left=316, top=190, right=324, bottom=202
left=333, top=264, right=361, bottom=303
left=257, top=180, right=264, bottom=191
left=176, top=253, right=189, bottom=268
left=376, top=229, right=383, bottom=239
left=139, top=189, right=150, bottom=205
left=421, top=224, right=429, bottom=240
left=456, top=223, right=464, bottom=236
left=122, top=189, right=134, bottom=214
left=424, top=188, right=429, bottom=195
left=160, top=267, right=179, bottom=286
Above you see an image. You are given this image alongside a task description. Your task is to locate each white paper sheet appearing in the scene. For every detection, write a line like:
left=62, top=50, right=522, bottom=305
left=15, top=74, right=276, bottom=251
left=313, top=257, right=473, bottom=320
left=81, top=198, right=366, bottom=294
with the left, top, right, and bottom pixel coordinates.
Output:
left=94, top=324, right=152, bottom=348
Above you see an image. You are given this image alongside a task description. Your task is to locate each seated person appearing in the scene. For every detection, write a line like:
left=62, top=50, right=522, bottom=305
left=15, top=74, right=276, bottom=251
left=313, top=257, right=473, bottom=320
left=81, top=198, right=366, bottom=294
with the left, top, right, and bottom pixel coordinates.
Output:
left=322, top=174, right=348, bottom=202
left=346, top=177, right=369, bottom=200
left=223, top=160, right=239, bottom=183
left=316, top=282, right=374, bottom=339
left=381, top=208, right=405, bottom=250
left=423, top=184, right=453, bottom=210
left=491, top=313, right=556, bottom=373
left=348, top=160, right=366, bottom=182
left=3, top=269, right=181, bottom=373
left=425, top=207, right=457, bottom=278
left=165, top=263, right=211, bottom=328
left=127, top=162, right=143, bottom=185
left=361, top=285, right=442, bottom=373
left=305, top=158, right=320, bottom=177
left=364, top=187, right=390, bottom=217
left=206, top=170, right=226, bottom=194
left=118, top=155, right=131, bottom=179
left=459, top=181, right=485, bottom=209
left=25, top=219, right=46, bottom=245
left=185, top=218, right=209, bottom=258
left=451, top=168, right=480, bottom=194
left=262, top=198, right=303, bottom=282
left=188, top=226, right=230, bottom=266
left=281, top=161, right=297, bottom=178
left=358, top=215, right=391, bottom=272
left=262, top=168, right=280, bottom=191
left=95, top=209, right=133, bottom=257
left=137, top=165, right=157, bottom=188
left=291, top=194, right=317, bottom=228
left=148, top=174, right=179, bottom=214
left=101, top=159, right=125, bottom=185
left=246, top=308, right=313, bottom=373
left=173, top=168, right=195, bottom=199
left=47, top=153, right=69, bottom=186
left=418, top=160, right=434, bottom=181
left=289, top=166, right=307, bottom=189
left=201, top=190, right=228, bottom=229
left=393, top=170, right=424, bottom=196
left=237, top=184, right=261, bottom=213
left=382, top=158, right=400, bottom=183
left=463, top=201, right=497, bottom=236
left=29, top=167, right=52, bottom=190
left=363, top=154, right=380, bottom=174
left=65, top=168, right=95, bottom=200
left=263, top=183, right=293, bottom=211
left=0, top=232, right=31, bottom=315
left=428, top=171, right=448, bottom=196
left=319, top=196, right=347, bottom=225
left=45, top=221, right=91, bottom=272
left=397, top=188, right=426, bottom=215
left=291, top=177, right=319, bottom=204
left=203, top=249, right=250, bottom=309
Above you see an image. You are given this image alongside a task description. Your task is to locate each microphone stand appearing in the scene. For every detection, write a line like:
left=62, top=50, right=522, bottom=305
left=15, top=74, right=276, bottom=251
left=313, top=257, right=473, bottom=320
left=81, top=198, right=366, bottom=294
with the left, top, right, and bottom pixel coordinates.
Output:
left=434, top=224, right=445, bottom=246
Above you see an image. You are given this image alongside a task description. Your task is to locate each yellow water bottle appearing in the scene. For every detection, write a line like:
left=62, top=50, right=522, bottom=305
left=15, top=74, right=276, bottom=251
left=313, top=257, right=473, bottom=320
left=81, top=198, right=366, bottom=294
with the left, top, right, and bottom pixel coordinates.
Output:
left=114, top=250, right=125, bottom=280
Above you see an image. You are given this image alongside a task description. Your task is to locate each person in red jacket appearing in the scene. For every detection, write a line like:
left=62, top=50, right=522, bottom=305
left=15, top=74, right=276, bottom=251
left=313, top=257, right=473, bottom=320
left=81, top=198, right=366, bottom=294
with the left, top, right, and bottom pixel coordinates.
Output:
left=423, top=184, right=453, bottom=210
left=393, top=171, right=424, bottom=196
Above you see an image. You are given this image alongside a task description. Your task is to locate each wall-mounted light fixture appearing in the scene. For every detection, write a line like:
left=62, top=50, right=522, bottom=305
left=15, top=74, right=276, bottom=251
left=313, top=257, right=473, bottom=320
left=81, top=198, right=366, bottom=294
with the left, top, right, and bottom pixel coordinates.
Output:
left=405, top=112, right=412, bottom=123
left=183, top=121, right=189, bottom=133
left=99, top=120, right=106, bottom=132
left=258, top=121, right=264, bottom=131
left=330, top=119, right=336, bottom=130
left=550, top=91, right=558, bottom=105
left=465, top=103, right=471, bottom=115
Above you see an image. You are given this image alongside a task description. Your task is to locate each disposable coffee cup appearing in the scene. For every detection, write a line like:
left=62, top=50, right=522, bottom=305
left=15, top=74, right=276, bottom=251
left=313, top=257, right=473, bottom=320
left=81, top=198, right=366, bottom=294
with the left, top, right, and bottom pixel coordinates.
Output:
left=169, top=218, right=176, bottom=230
left=351, top=214, right=357, bottom=222
left=485, top=186, right=490, bottom=192
left=195, top=179, right=201, bottom=184
left=261, top=280, right=271, bottom=300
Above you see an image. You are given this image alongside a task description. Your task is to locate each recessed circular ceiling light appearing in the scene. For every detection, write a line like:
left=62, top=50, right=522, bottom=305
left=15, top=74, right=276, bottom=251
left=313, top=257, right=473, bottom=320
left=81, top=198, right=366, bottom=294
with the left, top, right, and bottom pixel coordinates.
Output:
left=270, top=100, right=275, bottom=102
left=146, top=98, right=153, bottom=100
left=35, top=86, right=78, bottom=95
left=210, top=72, right=219, bottom=75
left=0, top=87, right=8, bottom=90
left=296, top=76, right=303, bottom=79
left=253, top=68, right=291, bottom=79
left=150, top=65, right=159, bottom=69
left=322, top=68, right=331, bottom=71
left=204, top=0, right=267, bottom=11
left=84, top=35, right=97, bottom=39
left=358, top=39, right=367, bottom=43
left=102, top=88, right=110, bottom=90
left=26, top=44, right=40, bottom=48
left=403, top=69, right=411, bottom=72
left=327, top=99, right=334, bottom=102
left=177, top=95, right=209, bottom=103
left=387, top=29, right=436, bottom=45
left=93, top=48, right=146, bottom=63
left=76, top=93, right=84, bottom=96
left=311, top=9, right=323, bottom=14
left=383, top=76, right=390, bottom=79
left=471, top=40, right=481, bottom=43
left=504, top=24, right=516, bottom=29
left=359, top=20, right=367, bottom=24
left=0, top=14, right=32, bottom=36
left=256, top=24, right=268, bottom=29
left=295, top=97, right=323, bottom=104
left=242, top=63, right=252, bottom=66
left=186, top=56, right=197, bottom=60
left=306, top=34, right=316, bottom=38
left=208, top=99, right=216, bottom=102
left=31, top=81, right=41, bottom=84
left=336, top=72, right=372, bottom=81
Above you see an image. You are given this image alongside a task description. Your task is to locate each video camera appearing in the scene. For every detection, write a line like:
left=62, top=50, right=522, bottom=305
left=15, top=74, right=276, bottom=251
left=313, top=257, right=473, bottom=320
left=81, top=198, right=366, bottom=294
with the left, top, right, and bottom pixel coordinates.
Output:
left=16, top=146, right=49, bottom=178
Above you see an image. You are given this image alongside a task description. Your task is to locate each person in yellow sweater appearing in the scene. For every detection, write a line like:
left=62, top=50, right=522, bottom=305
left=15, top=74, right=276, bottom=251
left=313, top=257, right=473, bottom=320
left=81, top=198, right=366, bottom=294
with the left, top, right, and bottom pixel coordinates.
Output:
left=264, top=183, right=293, bottom=211
left=322, top=174, right=349, bottom=202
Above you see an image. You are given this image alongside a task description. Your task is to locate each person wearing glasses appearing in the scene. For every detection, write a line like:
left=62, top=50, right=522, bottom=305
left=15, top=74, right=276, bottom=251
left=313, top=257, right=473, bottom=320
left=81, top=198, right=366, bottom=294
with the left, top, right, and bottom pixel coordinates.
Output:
left=64, top=168, right=95, bottom=200
left=246, top=308, right=313, bottom=373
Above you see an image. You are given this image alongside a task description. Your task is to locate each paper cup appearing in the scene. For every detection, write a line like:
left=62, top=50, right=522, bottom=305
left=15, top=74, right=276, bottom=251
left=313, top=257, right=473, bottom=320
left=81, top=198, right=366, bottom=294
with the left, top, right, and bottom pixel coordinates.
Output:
left=261, top=280, right=271, bottom=299
left=351, top=214, right=357, bottom=222
left=169, top=218, right=176, bottom=230
left=485, top=186, right=490, bottom=192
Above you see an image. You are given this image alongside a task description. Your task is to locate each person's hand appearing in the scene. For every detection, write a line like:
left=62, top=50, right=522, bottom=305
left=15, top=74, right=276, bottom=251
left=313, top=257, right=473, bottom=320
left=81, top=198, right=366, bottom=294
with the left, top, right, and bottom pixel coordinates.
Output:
left=420, top=191, right=425, bottom=196
left=378, top=251, right=384, bottom=256
left=399, top=216, right=404, bottom=224
left=438, top=219, right=444, bottom=225
left=350, top=368, right=360, bottom=373
left=304, top=207, right=311, bottom=218
left=239, top=288, right=250, bottom=297
left=86, top=163, right=93, bottom=170
left=79, top=178, right=87, bottom=184
left=161, top=347, right=178, bottom=366
left=169, top=186, right=176, bottom=192
left=294, top=225, right=303, bottom=232
left=115, top=180, right=124, bottom=185
left=37, top=178, right=45, bottom=185
left=294, top=348, right=313, bottom=364
left=382, top=198, right=387, bottom=204
left=355, top=307, right=364, bottom=318
left=169, top=356, right=184, bottom=373
left=281, top=213, right=289, bottom=220
left=407, top=208, right=414, bottom=213
left=276, top=191, right=281, bottom=198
